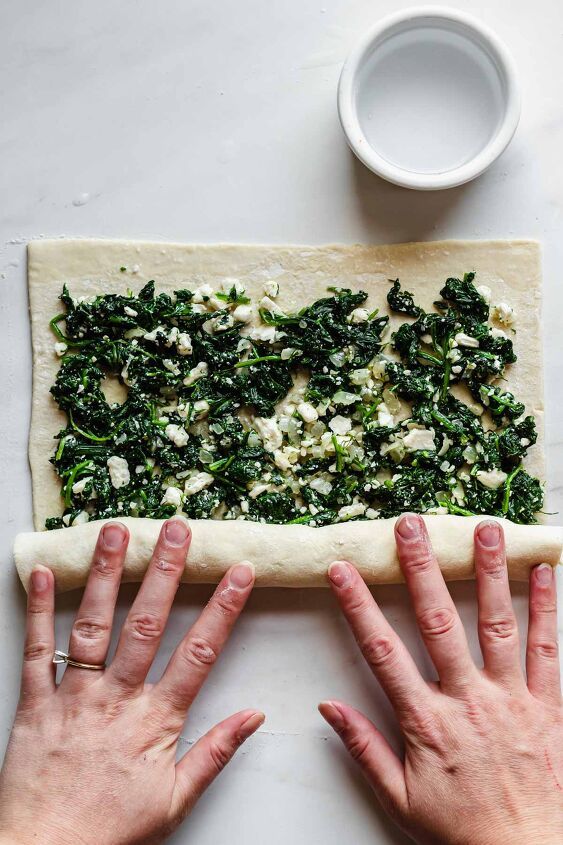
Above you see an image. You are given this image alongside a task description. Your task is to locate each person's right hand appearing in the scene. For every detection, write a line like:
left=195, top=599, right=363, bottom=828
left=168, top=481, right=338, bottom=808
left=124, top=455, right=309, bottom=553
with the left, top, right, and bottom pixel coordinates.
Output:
left=0, top=517, right=261, bottom=845
left=320, top=514, right=563, bottom=845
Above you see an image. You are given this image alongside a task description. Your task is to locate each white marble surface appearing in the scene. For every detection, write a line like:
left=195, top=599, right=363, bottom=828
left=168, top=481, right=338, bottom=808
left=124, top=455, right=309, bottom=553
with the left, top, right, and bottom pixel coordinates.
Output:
left=1, top=2, right=562, bottom=843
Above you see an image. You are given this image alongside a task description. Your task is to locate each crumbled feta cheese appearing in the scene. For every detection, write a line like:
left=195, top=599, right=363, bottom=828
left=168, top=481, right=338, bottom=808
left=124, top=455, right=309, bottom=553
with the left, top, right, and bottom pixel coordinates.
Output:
left=309, top=477, right=333, bottom=496
left=476, top=469, right=507, bottom=490
left=163, top=358, right=181, bottom=376
left=233, top=304, right=252, bottom=323
left=273, top=450, right=291, bottom=471
left=143, top=326, right=165, bottom=341
left=77, top=383, right=85, bottom=393
left=476, top=284, right=492, bottom=304
left=348, top=308, right=370, bottom=324
left=438, top=435, right=452, bottom=457
left=454, top=332, right=479, bottom=348
left=72, top=510, right=90, bottom=525
left=193, top=400, right=210, bottom=418
left=176, top=332, right=193, bottom=355
left=493, top=302, right=515, bottom=327
left=192, top=284, right=214, bottom=303
left=366, top=508, right=380, bottom=520
left=247, top=326, right=277, bottom=344
left=403, top=427, right=436, bottom=452
left=221, top=277, right=245, bottom=297
left=260, top=295, right=284, bottom=315
left=297, top=402, right=318, bottom=423
left=165, top=424, right=189, bottom=448
left=249, top=483, right=272, bottom=499
left=184, top=472, right=214, bottom=496
left=377, top=403, right=395, bottom=428
left=72, top=476, right=93, bottom=495
left=263, top=280, right=279, bottom=298
left=254, top=417, right=283, bottom=452
left=451, top=365, right=463, bottom=374
left=124, top=306, right=138, bottom=317
left=161, top=486, right=183, bottom=508
left=107, top=455, right=130, bottom=489
left=350, top=368, right=371, bottom=385
left=490, top=327, right=507, bottom=340
left=54, top=342, right=67, bottom=357
left=240, top=499, right=249, bottom=514
left=338, top=502, right=366, bottom=520
left=328, top=415, right=352, bottom=435
left=183, top=361, right=208, bottom=386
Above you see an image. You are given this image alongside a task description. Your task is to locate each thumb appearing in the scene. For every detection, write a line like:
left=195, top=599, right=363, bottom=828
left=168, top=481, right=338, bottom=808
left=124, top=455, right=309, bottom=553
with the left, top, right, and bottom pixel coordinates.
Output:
left=171, top=709, right=264, bottom=819
left=319, top=700, right=407, bottom=816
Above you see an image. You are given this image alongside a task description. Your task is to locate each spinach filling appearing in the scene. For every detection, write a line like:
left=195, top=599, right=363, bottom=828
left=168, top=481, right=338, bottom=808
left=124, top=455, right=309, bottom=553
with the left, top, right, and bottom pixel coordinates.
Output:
left=46, top=273, right=543, bottom=529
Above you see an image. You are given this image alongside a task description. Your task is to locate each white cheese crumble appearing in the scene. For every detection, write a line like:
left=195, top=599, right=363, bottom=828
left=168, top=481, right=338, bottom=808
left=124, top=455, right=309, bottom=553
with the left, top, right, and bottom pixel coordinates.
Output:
left=184, top=472, right=214, bottom=496
left=124, top=306, right=138, bottom=317
left=297, top=402, right=318, bottom=423
left=348, top=307, right=370, bottom=324
left=183, top=361, right=208, bottom=386
left=328, top=415, right=352, bottom=435
left=403, top=427, right=436, bottom=452
left=247, top=325, right=277, bottom=344
left=476, top=284, right=492, bottom=304
left=54, top=342, right=67, bottom=357
left=72, top=476, right=93, bottom=495
left=338, top=502, right=366, bottom=520
left=254, top=417, right=283, bottom=452
left=176, top=332, right=193, bottom=355
left=165, top=424, right=189, bottom=448
left=493, top=302, right=515, bottom=327
left=161, top=486, right=183, bottom=508
left=476, top=468, right=508, bottom=490
left=454, top=332, right=479, bottom=348
left=107, top=455, right=130, bottom=489
left=263, top=280, right=279, bottom=297
left=233, top=304, right=252, bottom=323
left=377, top=403, right=395, bottom=428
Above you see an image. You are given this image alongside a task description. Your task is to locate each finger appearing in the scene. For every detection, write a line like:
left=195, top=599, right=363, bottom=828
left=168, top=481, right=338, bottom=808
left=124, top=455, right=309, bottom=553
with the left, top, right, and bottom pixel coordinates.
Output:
left=319, top=700, right=407, bottom=817
left=154, top=562, right=255, bottom=716
left=395, top=513, right=477, bottom=693
left=20, top=566, right=56, bottom=705
left=526, top=564, right=560, bottom=704
left=327, top=560, right=432, bottom=721
left=108, top=517, right=191, bottom=689
left=171, top=709, right=264, bottom=820
left=62, top=522, right=129, bottom=685
left=474, top=521, right=522, bottom=685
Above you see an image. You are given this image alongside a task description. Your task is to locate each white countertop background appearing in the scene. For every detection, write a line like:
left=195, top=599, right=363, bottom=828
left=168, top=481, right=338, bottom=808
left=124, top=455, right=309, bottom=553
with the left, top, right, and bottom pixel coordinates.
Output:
left=1, top=2, right=562, bottom=843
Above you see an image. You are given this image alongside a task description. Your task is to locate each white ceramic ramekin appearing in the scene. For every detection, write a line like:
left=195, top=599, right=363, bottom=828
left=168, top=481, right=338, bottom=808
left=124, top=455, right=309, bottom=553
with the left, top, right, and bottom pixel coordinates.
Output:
left=337, top=7, right=521, bottom=190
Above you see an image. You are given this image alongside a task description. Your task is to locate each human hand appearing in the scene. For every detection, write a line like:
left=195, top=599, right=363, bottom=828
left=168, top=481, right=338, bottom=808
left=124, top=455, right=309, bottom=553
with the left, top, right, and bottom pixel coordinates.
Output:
left=0, top=517, right=261, bottom=845
left=320, top=514, right=562, bottom=845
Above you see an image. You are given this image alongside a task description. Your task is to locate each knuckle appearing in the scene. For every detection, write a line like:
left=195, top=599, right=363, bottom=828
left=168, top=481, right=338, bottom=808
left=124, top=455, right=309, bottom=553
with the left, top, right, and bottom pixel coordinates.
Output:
left=530, top=639, right=559, bottom=660
left=532, top=599, right=557, bottom=617
left=73, top=617, right=110, bottom=641
left=480, top=616, right=517, bottom=641
left=181, top=636, right=218, bottom=669
left=346, top=733, right=372, bottom=764
left=23, top=640, right=51, bottom=662
left=344, top=593, right=372, bottom=617
left=208, top=740, right=231, bottom=773
left=152, top=553, right=184, bottom=577
left=128, top=612, right=164, bottom=642
left=477, top=550, right=506, bottom=580
left=418, top=607, right=457, bottom=639
left=91, top=554, right=120, bottom=579
left=401, top=549, right=434, bottom=574
left=210, top=589, right=239, bottom=618
left=361, top=634, right=396, bottom=668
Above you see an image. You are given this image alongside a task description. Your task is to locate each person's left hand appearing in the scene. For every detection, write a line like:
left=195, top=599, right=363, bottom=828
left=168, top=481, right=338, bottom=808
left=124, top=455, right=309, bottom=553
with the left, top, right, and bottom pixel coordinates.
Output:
left=0, top=517, right=262, bottom=845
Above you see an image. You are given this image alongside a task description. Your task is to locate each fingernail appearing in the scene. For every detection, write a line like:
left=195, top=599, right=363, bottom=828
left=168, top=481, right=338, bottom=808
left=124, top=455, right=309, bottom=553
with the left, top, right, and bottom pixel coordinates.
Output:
left=318, top=701, right=345, bottom=730
left=396, top=513, right=421, bottom=540
left=477, top=521, right=501, bottom=548
left=164, top=517, right=189, bottom=546
left=328, top=561, right=351, bottom=588
left=31, top=568, right=48, bottom=592
left=102, top=522, right=126, bottom=549
left=535, top=563, right=553, bottom=586
left=237, top=711, right=265, bottom=741
left=229, top=561, right=255, bottom=590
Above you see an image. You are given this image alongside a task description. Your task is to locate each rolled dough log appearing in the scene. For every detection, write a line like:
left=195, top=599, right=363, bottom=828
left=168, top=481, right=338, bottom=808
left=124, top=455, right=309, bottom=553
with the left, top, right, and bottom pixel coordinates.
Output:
left=14, top=515, right=562, bottom=593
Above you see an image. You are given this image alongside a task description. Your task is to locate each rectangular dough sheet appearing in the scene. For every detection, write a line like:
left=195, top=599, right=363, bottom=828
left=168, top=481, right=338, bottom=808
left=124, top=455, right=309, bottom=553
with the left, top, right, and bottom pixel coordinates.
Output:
left=19, top=238, right=557, bottom=592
